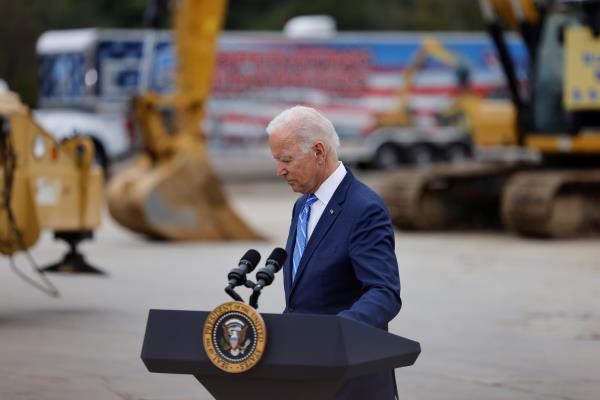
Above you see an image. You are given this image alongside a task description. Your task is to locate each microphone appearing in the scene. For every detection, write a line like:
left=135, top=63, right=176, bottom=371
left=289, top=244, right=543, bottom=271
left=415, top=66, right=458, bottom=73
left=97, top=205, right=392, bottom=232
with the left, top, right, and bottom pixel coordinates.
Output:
left=254, top=248, right=287, bottom=291
left=227, top=249, right=261, bottom=288
left=249, top=248, right=287, bottom=309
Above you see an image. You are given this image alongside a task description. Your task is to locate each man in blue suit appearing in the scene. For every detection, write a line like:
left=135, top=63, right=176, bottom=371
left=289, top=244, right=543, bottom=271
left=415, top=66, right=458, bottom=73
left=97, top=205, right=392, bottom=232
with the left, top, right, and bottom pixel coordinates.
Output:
left=267, top=106, right=402, bottom=399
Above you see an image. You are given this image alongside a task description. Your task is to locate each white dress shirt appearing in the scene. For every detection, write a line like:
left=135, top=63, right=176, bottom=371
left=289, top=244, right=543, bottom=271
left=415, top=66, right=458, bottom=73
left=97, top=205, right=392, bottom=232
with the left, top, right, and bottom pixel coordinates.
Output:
left=307, top=162, right=347, bottom=240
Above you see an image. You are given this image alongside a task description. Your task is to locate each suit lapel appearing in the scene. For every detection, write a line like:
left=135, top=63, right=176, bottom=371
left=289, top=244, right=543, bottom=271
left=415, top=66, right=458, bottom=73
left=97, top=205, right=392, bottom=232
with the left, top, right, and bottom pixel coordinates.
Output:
left=284, top=196, right=304, bottom=301
left=289, top=170, right=354, bottom=299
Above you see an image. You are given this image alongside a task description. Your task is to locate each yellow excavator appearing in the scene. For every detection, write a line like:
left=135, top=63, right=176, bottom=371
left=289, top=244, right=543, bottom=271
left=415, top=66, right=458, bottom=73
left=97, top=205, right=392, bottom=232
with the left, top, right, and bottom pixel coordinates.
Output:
left=375, top=37, right=478, bottom=129
left=0, top=85, right=103, bottom=278
left=381, top=0, right=600, bottom=238
left=107, top=0, right=260, bottom=241
left=365, top=36, right=482, bottom=169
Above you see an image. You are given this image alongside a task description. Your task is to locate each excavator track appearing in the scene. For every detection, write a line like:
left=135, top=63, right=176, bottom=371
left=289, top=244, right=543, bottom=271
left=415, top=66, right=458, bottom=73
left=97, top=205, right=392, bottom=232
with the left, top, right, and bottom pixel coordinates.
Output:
left=380, top=163, right=600, bottom=237
left=379, top=162, right=518, bottom=230
left=502, top=169, right=600, bottom=237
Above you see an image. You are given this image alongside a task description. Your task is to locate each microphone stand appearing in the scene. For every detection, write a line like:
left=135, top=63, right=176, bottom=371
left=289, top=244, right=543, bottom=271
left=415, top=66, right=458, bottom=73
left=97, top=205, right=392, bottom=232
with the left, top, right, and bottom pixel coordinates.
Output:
left=224, top=284, right=244, bottom=302
left=249, top=284, right=263, bottom=309
left=224, top=279, right=257, bottom=304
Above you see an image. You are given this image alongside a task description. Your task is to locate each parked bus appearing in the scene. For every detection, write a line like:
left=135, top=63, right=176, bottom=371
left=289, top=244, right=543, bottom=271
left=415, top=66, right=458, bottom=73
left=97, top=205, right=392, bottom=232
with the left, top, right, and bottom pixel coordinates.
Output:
left=35, top=28, right=527, bottom=170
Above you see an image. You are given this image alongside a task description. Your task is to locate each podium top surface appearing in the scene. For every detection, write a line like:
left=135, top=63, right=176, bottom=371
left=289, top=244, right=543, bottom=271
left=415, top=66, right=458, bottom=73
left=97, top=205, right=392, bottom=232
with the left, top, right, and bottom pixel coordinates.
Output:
left=142, top=309, right=420, bottom=380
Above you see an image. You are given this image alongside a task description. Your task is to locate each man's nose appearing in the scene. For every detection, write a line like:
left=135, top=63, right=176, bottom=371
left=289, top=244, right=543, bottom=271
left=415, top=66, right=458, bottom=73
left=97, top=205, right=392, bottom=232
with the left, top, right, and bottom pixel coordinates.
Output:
left=276, top=163, right=287, bottom=177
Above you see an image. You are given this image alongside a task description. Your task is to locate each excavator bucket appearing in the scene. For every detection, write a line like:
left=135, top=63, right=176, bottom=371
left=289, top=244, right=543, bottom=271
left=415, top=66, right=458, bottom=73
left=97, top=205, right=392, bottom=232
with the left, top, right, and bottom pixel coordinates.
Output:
left=107, top=146, right=261, bottom=241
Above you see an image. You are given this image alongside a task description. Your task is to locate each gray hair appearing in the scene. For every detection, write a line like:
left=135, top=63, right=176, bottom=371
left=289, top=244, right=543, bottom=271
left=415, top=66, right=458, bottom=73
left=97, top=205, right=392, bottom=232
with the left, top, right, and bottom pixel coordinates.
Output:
left=266, top=105, right=340, bottom=154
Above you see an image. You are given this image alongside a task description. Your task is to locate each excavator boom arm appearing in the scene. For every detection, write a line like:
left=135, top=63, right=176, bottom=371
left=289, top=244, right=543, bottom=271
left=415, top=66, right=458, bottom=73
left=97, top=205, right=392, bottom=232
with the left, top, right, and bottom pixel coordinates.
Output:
left=107, top=0, right=260, bottom=241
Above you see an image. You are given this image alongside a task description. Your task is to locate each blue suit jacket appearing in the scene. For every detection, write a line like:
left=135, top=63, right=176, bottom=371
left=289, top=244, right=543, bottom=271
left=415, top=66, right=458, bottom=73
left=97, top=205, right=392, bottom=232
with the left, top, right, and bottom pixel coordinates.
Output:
left=282, top=169, right=401, bottom=399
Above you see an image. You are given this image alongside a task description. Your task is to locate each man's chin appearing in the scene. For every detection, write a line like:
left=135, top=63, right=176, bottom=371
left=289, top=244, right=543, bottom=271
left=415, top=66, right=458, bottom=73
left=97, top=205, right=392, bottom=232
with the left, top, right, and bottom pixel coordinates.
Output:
left=287, top=182, right=302, bottom=193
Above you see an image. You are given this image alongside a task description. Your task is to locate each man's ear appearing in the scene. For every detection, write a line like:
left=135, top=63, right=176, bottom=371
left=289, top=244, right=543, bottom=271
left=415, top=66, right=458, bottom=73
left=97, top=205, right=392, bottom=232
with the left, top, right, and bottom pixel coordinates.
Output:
left=314, top=141, right=326, bottom=163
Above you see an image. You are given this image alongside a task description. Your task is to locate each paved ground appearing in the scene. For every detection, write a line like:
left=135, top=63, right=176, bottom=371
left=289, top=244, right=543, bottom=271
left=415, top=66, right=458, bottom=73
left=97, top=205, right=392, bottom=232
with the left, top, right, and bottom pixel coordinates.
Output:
left=0, top=172, right=599, bottom=400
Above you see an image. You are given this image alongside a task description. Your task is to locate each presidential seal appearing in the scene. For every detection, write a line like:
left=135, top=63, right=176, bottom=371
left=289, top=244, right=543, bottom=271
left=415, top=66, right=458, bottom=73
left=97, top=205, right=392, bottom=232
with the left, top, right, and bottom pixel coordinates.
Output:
left=203, top=301, right=266, bottom=373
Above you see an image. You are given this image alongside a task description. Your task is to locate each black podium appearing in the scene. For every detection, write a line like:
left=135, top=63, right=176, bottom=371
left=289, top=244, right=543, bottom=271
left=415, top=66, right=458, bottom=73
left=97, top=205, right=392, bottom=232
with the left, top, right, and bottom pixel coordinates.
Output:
left=142, top=309, right=421, bottom=400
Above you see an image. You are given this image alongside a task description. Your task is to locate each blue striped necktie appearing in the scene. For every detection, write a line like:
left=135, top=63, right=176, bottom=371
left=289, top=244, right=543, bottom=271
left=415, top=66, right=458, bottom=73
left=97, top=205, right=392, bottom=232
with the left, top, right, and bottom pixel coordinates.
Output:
left=292, top=194, right=318, bottom=283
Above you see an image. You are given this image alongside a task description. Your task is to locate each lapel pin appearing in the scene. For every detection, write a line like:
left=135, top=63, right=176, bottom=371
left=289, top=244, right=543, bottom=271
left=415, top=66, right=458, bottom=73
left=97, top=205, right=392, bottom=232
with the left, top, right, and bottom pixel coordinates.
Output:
left=330, top=209, right=334, bottom=215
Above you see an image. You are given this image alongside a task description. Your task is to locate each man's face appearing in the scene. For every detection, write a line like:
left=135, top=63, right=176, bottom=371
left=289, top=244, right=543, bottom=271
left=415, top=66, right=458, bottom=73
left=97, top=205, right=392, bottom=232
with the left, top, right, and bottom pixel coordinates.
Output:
left=268, top=131, right=321, bottom=194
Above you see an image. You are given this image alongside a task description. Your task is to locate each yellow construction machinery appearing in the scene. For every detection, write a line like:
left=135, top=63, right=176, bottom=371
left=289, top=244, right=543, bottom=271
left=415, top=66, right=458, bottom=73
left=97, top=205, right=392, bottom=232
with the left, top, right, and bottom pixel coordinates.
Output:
left=381, top=0, right=600, bottom=237
left=107, top=0, right=260, bottom=240
left=0, top=86, right=103, bottom=276
left=375, top=37, right=476, bottom=128
left=365, top=37, right=480, bottom=169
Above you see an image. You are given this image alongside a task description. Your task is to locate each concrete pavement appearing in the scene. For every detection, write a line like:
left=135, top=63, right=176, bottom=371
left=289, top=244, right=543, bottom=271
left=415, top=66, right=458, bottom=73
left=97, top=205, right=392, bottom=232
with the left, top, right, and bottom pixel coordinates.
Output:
left=0, top=178, right=599, bottom=399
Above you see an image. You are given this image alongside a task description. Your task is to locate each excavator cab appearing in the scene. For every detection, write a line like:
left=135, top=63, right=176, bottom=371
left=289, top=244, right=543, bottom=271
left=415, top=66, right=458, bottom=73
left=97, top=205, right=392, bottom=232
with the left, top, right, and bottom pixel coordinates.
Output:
left=562, top=2, right=600, bottom=131
left=0, top=87, right=104, bottom=273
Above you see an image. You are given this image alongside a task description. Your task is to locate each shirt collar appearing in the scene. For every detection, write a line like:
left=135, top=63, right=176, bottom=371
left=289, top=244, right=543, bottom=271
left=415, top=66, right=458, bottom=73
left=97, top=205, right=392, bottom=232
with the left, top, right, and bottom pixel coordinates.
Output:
left=314, top=162, right=347, bottom=207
